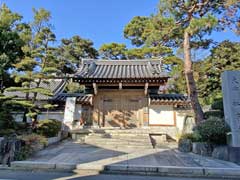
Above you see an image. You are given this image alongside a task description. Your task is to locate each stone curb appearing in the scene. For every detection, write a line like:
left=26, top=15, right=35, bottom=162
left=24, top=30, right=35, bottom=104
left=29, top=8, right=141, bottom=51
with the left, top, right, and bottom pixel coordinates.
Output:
left=5, top=161, right=240, bottom=179
left=10, top=161, right=76, bottom=172
left=104, top=165, right=240, bottom=179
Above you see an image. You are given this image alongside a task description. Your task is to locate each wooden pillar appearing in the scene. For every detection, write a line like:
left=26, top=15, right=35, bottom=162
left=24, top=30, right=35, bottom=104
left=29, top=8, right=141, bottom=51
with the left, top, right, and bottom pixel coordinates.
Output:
left=119, top=82, right=122, bottom=90
left=93, top=83, right=97, bottom=95
left=144, top=83, right=148, bottom=96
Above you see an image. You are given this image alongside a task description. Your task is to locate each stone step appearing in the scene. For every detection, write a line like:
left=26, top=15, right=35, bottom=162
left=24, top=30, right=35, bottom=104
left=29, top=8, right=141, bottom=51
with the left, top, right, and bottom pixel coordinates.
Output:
left=101, top=129, right=171, bottom=134
left=84, top=139, right=152, bottom=146
left=86, top=132, right=151, bottom=139
left=103, top=131, right=152, bottom=135
left=87, top=133, right=151, bottom=137
left=85, top=139, right=151, bottom=144
left=85, top=136, right=151, bottom=142
left=84, top=142, right=153, bottom=149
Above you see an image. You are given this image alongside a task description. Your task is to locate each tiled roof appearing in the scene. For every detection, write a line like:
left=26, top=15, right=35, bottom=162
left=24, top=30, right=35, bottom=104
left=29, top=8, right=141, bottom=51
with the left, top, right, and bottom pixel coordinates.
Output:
left=4, top=79, right=67, bottom=100
left=150, top=94, right=190, bottom=104
left=74, top=59, right=169, bottom=83
left=52, top=93, right=93, bottom=105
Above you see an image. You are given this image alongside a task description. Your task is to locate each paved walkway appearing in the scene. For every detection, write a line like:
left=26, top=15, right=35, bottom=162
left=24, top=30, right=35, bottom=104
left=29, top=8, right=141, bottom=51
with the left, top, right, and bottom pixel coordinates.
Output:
left=26, top=140, right=239, bottom=169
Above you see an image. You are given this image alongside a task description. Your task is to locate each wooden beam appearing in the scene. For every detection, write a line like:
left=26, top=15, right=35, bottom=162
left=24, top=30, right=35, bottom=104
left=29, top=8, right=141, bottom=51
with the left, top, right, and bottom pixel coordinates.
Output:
left=82, top=83, right=165, bottom=87
left=144, top=83, right=148, bottom=95
left=119, top=82, right=122, bottom=90
left=93, top=83, right=97, bottom=95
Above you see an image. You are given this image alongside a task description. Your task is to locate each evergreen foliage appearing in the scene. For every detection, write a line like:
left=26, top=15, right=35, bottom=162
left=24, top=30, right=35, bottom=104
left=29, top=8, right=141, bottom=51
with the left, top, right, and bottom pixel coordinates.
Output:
left=198, top=41, right=240, bottom=105
left=0, top=4, right=24, bottom=91
left=58, top=35, right=98, bottom=73
left=37, top=119, right=62, bottom=137
left=124, top=0, right=240, bottom=123
left=0, top=2, right=239, bottom=128
left=5, top=8, right=58, bottom=121
left=195, top=116, right=230, bottom=145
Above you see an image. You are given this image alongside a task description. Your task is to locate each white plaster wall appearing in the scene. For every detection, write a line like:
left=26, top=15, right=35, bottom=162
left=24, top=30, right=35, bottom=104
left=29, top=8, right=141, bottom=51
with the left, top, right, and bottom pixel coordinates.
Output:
left=12, top=112, right=64, bottom=122
left=149, top=105, right=175, bottom=125
left=175, top=109, right=195, bottom=133
left=176, top=111, right=185, bottom=131
left=12, top=113, right=26, bottom=122
left=37, top=112, right=64, bottom=121
left=149, top=105, right=193, bottom=133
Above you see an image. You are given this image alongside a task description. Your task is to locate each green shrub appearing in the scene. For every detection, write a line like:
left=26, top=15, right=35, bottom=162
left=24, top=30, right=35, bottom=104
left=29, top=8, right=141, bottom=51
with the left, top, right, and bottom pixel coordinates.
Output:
left=20, top=133, right=47, bottom=146
left=15, top=146, right=32, bottom=161
left=15, top=122, right=29, bottom=130
left=195, top=117, right=230, bottom=145
left=17, top=134, right=47, bottom=160
left=204, top=110, right=224, bottom=119
left=0, top=109, right=15, bottom=129
left=211, top=99, right=223, bottom=111
left=37, top=119, right=62, bottom=138
left=180, top=132, right=202, bottom=142
left=0, top=128, right=15, bottom=136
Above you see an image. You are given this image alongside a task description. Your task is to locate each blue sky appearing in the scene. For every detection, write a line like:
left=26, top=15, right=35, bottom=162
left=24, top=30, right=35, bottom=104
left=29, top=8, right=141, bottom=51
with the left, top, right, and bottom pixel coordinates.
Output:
left=2, top=0, right=159, bottom=48
left=1, top=0, right=239, bottom=52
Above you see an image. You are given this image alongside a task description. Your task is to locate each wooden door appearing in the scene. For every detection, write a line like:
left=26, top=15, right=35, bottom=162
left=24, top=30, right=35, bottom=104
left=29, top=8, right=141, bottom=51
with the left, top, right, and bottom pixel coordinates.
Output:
left=123, top=97, right=141, bottom=128
left=102, top=93, right=145, bottom=128
left=93, top=90, right=148, bottom=128
left=103, top=95, right=124, bottom=127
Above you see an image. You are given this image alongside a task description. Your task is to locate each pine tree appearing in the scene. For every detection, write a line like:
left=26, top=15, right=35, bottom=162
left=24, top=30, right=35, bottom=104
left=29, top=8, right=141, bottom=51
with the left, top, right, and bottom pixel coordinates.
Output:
left=124, top=0, right=239, bottom=123
left=6, top=8, right=59, bottom=122
left=58, top=35, right=98, bottom=73
left=0, top=4, right=24, bottom=92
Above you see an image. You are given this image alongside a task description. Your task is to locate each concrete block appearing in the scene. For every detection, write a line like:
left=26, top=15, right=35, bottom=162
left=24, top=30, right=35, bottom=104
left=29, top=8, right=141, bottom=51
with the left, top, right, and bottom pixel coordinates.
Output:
left=47, top=133, right=61, bottom=146
left=104, top=165, right=128, bottom=171
left=212, top=146, right=229, bottom=161
left=127, top=165, right=158, bottom=172
left=11, top=161, right=55, bottom=170
left=158, top=166, right=204, bottom=176
left=178, top=139, right=192, bottom=152
left=228, top=146, right=240, bottom=163
left=55, top=163, right=76, bottom=171
left=205, top=168, right=240, bottom=177
left=76, top=164, right=104, bottom=171
left=192, top=142, right=212, bottom=156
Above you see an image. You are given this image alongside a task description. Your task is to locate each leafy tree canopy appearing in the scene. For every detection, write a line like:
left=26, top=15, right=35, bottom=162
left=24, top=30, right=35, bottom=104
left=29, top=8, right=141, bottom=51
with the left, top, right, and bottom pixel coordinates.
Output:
left=199, top=40, right=240, bottom=105
left=59, top=35, right=98, bottom=72
left=99, top=43, right=127, bottom=60
left=0, top=4, right=24, bottom=90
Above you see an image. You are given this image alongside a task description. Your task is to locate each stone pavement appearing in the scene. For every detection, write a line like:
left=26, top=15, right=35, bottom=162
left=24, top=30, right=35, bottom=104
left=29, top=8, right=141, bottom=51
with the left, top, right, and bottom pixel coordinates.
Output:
left=18, top=140, right=240, bottom=168
left=8, top=140, right=240, bottom=178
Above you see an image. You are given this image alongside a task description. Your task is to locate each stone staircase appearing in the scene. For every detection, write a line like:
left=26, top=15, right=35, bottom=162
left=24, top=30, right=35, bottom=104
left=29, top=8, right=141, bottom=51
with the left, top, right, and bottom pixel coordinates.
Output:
left=71, top=128, right=178, bottom=150
left=73, top=129, right=154, bottom=149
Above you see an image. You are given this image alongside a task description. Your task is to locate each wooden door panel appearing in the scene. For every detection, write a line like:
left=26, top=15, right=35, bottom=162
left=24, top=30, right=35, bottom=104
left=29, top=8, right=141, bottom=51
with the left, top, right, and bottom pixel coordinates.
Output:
left=98, top=90, right=147, bottom=128
left=103, top=96, right=124, bottom=127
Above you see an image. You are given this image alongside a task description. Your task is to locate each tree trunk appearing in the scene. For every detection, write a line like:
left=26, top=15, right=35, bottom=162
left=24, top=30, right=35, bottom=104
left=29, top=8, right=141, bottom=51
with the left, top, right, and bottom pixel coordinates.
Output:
left=183, top=31, right=204, bottom=124
left=22, top=109, right=28, bottom=123
left=0, top=69, right=4, bottom=93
